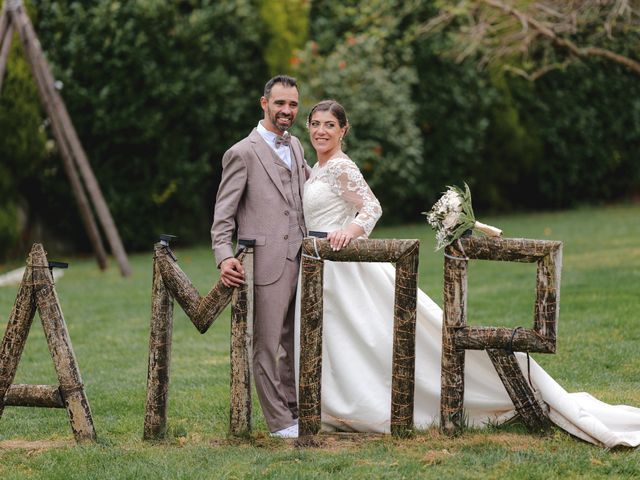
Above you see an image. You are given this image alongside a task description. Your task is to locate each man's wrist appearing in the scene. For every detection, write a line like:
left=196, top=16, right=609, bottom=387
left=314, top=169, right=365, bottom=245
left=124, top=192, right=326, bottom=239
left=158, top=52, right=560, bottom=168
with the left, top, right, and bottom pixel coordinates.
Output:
left=218, top=256, right=233, bottom=269
left=214, top=245, right=235, bottom=267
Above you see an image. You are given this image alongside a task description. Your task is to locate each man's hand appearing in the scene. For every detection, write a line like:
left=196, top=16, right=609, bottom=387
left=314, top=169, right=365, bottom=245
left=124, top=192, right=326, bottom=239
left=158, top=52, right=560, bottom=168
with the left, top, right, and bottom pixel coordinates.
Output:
left=220, top=257, right=245, bottom=287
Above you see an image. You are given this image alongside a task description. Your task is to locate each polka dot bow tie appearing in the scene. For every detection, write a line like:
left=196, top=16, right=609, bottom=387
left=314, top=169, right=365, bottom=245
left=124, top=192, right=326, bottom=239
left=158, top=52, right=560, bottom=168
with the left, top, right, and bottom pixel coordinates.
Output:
left=275, top=131, right=291, bottom=148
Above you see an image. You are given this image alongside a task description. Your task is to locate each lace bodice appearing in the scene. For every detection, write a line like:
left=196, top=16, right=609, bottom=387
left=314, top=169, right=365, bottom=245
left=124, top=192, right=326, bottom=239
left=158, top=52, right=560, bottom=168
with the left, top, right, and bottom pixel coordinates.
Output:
left=303, top=155, right=382, bottom=236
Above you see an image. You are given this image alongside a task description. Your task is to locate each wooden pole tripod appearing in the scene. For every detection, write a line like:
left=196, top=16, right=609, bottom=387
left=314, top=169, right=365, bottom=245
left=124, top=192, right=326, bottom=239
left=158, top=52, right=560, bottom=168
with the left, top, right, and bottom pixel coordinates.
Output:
left=0, top=0, right=131, bottom=276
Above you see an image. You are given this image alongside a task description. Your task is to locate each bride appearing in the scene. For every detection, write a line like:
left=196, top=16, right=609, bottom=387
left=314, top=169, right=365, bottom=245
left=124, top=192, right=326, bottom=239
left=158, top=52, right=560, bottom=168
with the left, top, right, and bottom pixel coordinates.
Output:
left=296, top=99, right=640, bottom=448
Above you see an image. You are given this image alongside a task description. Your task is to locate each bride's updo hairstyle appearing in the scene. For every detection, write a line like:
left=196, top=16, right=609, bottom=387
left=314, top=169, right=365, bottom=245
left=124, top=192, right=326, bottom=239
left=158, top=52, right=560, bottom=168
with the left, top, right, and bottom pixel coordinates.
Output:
left=306, top=100, right=350, bottom=137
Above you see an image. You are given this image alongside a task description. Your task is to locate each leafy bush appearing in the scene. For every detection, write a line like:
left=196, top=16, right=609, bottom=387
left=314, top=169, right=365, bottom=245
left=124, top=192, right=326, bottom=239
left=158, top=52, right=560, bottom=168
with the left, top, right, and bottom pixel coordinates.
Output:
left=29, top=0, right=269, bottom=250
left=300, top=2, right=640, bottom=220
left=412, top=40, right=500, bottom=210
left=259, top=0, right=309, bottom=76
left=295, top=35, right=423, bottom=221
left=299, top=0, right=527, bottom=219
left=508, top=60, right=640, bottom=208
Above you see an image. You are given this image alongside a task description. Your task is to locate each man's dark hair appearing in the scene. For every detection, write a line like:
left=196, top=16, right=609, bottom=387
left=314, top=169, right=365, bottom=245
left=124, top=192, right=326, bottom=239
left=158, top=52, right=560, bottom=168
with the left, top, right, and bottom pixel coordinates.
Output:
left=264, top=75, right=298, bottom=98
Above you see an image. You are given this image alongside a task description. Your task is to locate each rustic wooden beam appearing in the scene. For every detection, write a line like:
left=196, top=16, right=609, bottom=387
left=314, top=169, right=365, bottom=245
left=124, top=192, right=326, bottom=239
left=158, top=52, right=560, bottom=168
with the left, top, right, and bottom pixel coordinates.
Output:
left=455, top=236, right=562, bottom=263
left=534, top=245, right=562, bottom=346
left=0, top=243, right=96, bottom=442
left=154, top=244, right=239, bottom=333
left=0, top=255, right=37, bottom=419
left=31, top=244, right=97, bottom=442
left=390, top=243, right=419, bottom=437
left=455, top=327, right=555, bottom=353
left=302, top=238, right=421, bottom=263
left=298, top=253, right=324, bottom=437
left=143, top=252, right=174, bottom=440
left=229, top=248, right=254, bottom=437
left=4, top=384, right=63, bottom=408
left=440, top=246, right=468, bottom=435
left=486, top=349, right=551, bottom=432
left=10, top=3, right=130, bottom=276
left=0, top=14, right=12, bottom=93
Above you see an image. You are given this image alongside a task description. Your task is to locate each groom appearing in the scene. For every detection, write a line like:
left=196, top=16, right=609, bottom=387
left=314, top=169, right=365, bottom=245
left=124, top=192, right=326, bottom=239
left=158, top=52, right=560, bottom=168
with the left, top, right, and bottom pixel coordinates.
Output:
left=211, top=75, right=309, bottom=438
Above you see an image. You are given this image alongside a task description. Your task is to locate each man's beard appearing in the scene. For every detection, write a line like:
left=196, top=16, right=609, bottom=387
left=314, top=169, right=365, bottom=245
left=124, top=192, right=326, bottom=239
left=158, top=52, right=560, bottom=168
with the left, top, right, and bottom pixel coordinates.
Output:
left=268, top=107, right=294, bottom=132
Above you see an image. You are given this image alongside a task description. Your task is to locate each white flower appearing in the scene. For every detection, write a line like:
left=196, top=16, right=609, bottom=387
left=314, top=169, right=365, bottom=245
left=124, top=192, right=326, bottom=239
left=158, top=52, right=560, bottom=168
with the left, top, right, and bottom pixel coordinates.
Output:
left=442, top=211, right=459, bottom=230
left=449, top=194, right=462, bottom=211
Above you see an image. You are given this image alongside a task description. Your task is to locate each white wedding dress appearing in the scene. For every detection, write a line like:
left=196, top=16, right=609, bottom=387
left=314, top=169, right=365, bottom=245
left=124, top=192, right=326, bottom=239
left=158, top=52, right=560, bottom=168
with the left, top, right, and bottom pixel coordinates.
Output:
left=295, top=154, right=640, bottom=448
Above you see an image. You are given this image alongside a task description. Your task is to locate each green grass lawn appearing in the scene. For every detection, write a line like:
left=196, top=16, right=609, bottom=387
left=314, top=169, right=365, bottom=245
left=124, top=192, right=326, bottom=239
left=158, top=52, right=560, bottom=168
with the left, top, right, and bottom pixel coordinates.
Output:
left=0, top=204, right=639, bottom=479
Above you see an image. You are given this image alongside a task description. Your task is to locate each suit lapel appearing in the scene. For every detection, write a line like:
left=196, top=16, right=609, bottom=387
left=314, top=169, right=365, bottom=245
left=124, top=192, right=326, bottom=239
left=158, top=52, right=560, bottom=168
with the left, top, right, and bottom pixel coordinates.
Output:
left=250, top=129, right=288, bottom=202
left=291, top=138, right=307, bottom=194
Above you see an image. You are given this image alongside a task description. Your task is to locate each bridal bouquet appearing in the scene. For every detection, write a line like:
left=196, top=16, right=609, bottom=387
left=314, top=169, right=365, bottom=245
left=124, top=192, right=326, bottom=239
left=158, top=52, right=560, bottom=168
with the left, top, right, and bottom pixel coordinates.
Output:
left=424, top=183, right=502, bottom=250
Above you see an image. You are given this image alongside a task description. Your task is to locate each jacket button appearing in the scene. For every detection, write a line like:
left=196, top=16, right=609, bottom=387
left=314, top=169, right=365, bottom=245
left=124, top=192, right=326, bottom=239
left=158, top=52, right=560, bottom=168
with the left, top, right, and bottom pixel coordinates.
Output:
left=284, top=235, right=288, bottom=240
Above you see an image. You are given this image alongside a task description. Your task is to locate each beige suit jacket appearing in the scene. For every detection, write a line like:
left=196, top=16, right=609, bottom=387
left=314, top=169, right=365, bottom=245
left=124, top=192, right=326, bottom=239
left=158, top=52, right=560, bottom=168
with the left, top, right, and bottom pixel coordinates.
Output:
left=211, top=128, right=310, bottom=285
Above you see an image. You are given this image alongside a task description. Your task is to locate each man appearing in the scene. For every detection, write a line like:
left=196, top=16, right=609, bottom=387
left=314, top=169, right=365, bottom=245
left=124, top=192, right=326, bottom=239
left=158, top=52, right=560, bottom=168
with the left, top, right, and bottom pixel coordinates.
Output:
left=211, top=75, right=309, bottom=438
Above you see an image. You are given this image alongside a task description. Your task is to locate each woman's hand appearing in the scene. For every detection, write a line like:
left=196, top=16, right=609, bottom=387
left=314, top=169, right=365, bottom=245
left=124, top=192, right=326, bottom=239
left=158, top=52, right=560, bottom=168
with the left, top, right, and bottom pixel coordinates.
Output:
left=327, top=224, right=365, bottom=251
left=327, top=229, right=354, bottom=251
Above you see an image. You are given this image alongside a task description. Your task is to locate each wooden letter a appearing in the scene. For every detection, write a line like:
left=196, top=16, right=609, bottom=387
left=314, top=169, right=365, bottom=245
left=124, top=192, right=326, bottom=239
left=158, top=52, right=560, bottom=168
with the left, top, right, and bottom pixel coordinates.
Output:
left=0, top=243, right=96, bottom=442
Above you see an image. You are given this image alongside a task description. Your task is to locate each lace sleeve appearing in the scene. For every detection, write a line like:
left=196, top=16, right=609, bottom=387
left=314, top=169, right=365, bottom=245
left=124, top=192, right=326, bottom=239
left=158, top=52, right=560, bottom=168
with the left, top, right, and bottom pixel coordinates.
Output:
left=327, top=157, right=382, bottom=237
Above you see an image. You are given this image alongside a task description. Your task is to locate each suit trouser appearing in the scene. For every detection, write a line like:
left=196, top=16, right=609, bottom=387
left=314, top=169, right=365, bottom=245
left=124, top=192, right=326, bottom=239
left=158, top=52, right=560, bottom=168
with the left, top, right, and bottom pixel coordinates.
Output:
left=253, top=257, right=299, bottom=432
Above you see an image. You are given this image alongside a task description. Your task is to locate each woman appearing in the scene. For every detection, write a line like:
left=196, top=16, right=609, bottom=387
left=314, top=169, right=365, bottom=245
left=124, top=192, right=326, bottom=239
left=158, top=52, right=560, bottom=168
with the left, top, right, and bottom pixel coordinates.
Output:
left=296, top=100, right=640, bottom=447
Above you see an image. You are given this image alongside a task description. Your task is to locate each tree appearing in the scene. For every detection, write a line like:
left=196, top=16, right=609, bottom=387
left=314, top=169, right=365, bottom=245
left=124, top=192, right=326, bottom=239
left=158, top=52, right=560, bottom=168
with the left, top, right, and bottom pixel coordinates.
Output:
left=421, top=0, right=640, bottom=80
left=418, top=0, right=640, bottom=207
